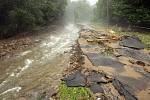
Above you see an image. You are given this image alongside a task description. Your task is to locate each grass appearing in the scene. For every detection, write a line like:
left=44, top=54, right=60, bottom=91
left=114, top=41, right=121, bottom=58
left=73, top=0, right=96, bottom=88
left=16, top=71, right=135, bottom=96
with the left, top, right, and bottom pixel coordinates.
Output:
left=58, top=82, right=94, bottom=100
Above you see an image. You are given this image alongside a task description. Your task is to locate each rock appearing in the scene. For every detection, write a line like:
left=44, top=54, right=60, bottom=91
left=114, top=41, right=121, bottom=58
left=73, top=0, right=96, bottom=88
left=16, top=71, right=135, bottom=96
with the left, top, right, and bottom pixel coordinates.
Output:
left=86, top=53, right=124, bottom=69
left=117, top=48, right=150, bottom=63
left=144, top=66, right=150, bottom=73
left=87, top=71, right=108, bottom=83
left=119, top=36, right=145, bottom=49
left=112, top=79, right=137, bottom=100
left=62, top=71, right=86, bottom=87
left=136, top=61, right=145, bottom=66
left=89, top=83, right=104, bottom=93
left=87, top=39, right=94, bottom=42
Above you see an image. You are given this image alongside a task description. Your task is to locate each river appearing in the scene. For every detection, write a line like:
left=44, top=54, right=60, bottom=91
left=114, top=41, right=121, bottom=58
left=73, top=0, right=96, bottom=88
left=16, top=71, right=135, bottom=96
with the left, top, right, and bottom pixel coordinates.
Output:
left=0, top=24, right=79, bottom=100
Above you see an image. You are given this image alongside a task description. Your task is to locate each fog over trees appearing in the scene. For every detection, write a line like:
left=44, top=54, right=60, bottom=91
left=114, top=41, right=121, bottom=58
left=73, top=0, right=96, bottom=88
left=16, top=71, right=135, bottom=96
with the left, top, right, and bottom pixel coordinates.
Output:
left=64, top=0, right=94, bottom=24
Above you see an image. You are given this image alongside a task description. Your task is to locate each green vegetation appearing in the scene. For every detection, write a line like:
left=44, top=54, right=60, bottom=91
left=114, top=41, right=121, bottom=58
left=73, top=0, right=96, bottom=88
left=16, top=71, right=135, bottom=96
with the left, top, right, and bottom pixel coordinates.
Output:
left=94, top=0, right=150, bottom=27
left=58, top=82, right=94, bottom=100
left=0, top=0, right=67, bottom=39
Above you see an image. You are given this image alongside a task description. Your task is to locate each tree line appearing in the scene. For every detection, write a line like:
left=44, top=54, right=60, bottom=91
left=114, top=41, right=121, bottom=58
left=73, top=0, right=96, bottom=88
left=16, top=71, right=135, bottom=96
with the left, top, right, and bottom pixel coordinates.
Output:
left=0, top=0, right=67, bottom=39
left=94, top=0, right=150, bottom=27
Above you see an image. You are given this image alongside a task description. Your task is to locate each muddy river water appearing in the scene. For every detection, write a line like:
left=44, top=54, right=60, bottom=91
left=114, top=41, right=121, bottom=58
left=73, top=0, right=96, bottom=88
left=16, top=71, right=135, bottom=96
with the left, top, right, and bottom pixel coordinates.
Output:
left=0, top=24, right=79, bottom=100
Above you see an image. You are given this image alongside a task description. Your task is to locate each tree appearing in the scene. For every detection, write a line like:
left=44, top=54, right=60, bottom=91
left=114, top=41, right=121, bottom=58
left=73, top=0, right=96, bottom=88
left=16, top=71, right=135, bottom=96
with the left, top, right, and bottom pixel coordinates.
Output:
left=0, top=0, right=67, bottom=39
left=95, top=0, right=150, bottom=27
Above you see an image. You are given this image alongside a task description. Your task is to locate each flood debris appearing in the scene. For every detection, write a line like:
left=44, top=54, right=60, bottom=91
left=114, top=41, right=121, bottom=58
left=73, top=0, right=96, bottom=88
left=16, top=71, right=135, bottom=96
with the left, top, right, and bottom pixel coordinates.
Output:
left=119, top=36, right=145, bottom=49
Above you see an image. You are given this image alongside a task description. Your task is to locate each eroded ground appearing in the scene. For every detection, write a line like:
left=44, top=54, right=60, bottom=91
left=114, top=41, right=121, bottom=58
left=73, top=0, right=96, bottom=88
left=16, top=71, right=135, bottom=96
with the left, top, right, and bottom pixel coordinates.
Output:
left=62, top=28, right=150, bottom=100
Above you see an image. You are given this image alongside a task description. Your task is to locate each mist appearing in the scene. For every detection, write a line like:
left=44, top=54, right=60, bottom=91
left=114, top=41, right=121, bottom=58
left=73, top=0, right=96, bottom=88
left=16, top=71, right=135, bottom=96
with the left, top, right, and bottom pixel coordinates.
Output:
left=71, top=0, right=98, bottom=6
left=63, top=0, right=97, bottom=24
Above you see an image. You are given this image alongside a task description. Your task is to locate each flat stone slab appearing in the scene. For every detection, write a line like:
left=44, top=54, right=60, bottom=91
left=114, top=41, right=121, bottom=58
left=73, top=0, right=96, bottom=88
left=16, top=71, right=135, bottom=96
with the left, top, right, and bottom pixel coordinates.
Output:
left=86, top=53, right=124, bottom=68
left=89, top=83, right=104, bottom=93
left=119, top=36, right=145, bottom=49
left=112, top=69, right=150, bottom=100
left=117, top=48, right=150, bottom=63
left=62, top=71, right=86, bottom=87
left=87, top=71, right=108, bottom=83
left=112, top=79, right=137, bottom=100
left=62, top=70, right=110, bottom=94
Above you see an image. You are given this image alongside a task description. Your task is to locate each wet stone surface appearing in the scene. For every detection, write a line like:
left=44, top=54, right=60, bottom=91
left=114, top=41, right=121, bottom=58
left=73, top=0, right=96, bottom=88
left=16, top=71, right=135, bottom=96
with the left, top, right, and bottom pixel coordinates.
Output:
left=86, top=53, right=124, bottom=68
left=117, top=75, right=150, bottom=92
left=89, top=83, right=104, bottom=93
left=62, top=71, right=86, bottom=87
left=62, top=70, right=110, bottom=94
left=87, top=71, right=108, bottom=83
left=117, top=48, right=150, bottom=63
left=119, top=36, right=145, bottom=49
left=112, top=79, right=137, bottom=100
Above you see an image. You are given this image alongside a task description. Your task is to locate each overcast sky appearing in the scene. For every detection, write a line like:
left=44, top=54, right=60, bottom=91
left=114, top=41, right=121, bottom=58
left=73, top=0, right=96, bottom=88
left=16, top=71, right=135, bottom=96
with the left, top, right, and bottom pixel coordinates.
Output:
left=71, top=0, right=98, bottom=5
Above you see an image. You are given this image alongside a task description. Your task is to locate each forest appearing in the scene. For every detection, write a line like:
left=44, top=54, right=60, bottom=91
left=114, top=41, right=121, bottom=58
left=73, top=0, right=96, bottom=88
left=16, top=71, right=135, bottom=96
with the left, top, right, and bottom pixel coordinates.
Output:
left=0, top=0, right=150, bottom=39
left=0, top=0, right=67, bottom=39
left=94, top=0, right=150, bottom=27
